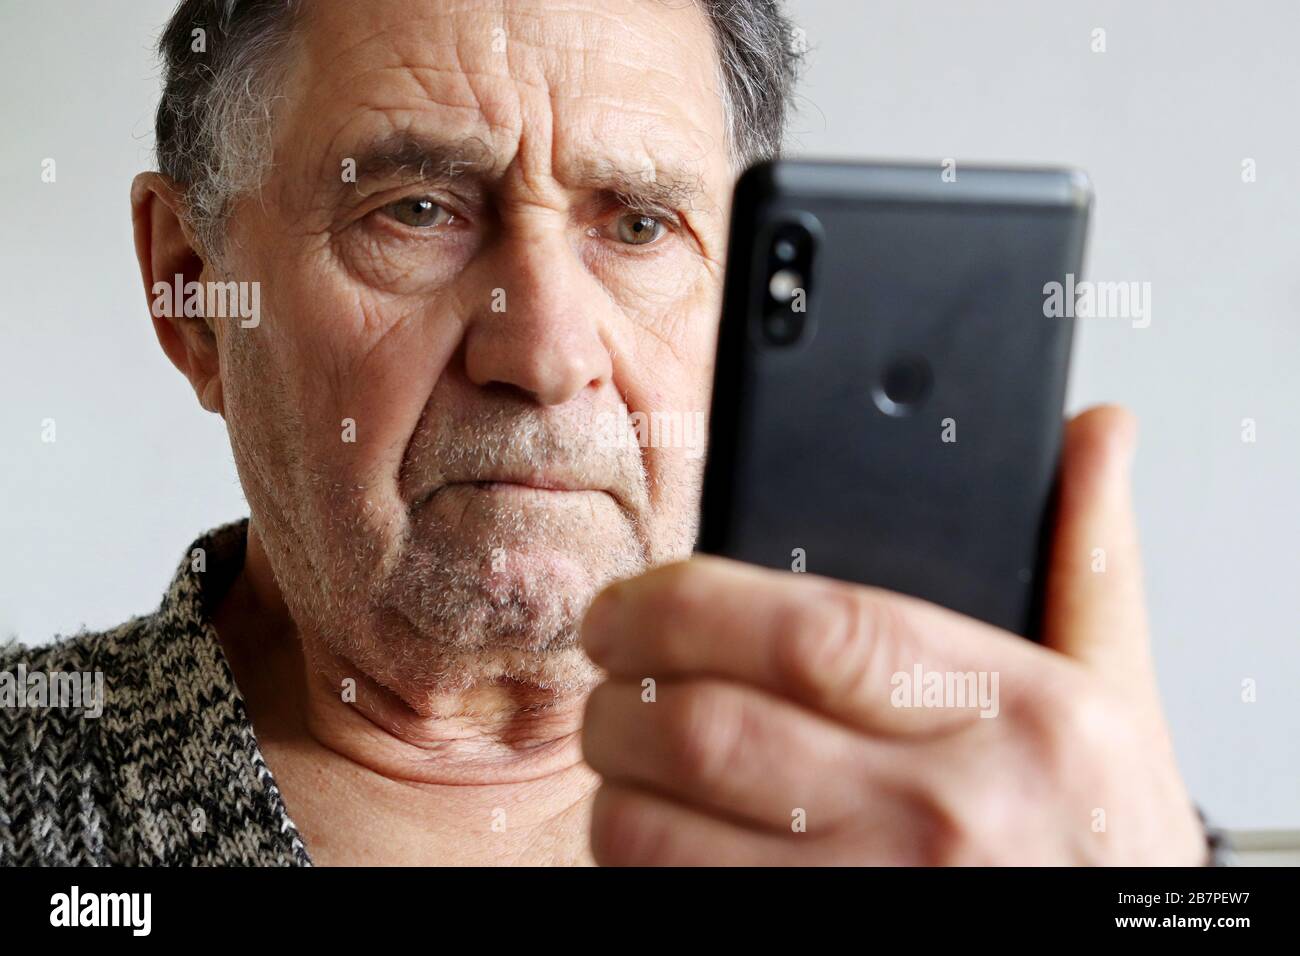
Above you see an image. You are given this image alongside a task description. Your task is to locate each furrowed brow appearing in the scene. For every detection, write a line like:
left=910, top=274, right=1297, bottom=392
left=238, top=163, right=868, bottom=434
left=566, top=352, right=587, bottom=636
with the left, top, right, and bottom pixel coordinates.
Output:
left=575, top=158, right=709, bottom=215
left=339, top=132, right=496, bottom=196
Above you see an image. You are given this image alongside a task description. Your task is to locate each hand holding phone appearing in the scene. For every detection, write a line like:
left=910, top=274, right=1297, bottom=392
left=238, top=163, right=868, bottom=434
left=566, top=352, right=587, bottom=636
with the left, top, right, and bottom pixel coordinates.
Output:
left=582, top=161, right=1205, bottom=867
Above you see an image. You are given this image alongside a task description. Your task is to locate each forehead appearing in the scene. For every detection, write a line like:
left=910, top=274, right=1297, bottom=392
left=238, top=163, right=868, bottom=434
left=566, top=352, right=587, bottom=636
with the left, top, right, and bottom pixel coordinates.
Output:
left=279, top=0, right=729, bottom=188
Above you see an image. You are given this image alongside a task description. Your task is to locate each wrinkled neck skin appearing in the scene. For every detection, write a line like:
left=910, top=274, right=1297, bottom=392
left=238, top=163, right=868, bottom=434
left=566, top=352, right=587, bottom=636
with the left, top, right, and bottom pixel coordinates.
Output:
left=213, top=520, right=599, bottom=867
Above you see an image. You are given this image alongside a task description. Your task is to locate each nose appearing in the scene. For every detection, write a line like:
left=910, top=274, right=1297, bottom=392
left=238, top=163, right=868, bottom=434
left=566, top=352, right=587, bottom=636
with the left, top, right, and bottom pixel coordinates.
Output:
left=462, top=230, right=613, bottom=407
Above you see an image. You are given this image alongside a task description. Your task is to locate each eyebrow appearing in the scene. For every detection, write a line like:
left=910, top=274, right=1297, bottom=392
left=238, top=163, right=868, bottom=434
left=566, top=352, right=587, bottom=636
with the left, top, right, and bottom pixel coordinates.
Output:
left=337, top=130, right=709, bottom=214
left=342, top=131, right=496, bottom=194
left=571, top=157, right=709, bottom=216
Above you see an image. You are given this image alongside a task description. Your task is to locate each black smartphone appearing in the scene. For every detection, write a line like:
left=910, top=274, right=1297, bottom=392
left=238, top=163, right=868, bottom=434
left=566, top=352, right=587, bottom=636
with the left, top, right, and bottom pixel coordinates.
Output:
left=697, top=159, right=1092, bottom=640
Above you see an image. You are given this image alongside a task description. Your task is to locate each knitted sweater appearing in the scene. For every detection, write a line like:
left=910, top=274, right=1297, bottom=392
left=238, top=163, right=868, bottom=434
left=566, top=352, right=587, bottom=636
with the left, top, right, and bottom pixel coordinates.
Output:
left=0, top=520, right=311, bottom=866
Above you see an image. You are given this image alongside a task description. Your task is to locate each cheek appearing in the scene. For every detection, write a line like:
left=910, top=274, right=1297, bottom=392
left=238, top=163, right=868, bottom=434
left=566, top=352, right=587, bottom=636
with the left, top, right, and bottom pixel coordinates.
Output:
left=259, top=273, right=466, bottom=489
left=615, top=260, right=720, bottom=406
left=613, top=266, right=719, bottom=505
left=593, top=245, right=715, bottom=338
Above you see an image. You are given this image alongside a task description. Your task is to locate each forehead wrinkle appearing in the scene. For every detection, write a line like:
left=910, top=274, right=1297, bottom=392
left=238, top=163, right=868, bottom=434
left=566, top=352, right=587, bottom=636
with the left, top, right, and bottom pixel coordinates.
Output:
left=280, top=2, right=729, bottom=232
left=295, top=8, right=482, bottom=92
left=311, top=61, right=565, bottom=176
left=289, top=1, right=721, bottom=145
left=299, top=4, right=719, bottom=142
left=289, top=0, right=722, bottom=132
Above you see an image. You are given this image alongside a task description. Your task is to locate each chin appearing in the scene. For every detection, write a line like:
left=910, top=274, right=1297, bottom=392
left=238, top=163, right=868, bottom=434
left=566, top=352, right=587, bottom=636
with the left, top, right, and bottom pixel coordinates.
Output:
left=352, top=519, right=639, bottom=680
left=295, top=486, right=651, bottom=698
left=479, top=543, right=605, bottom=600
left=401, top=492, right=647, bottom=626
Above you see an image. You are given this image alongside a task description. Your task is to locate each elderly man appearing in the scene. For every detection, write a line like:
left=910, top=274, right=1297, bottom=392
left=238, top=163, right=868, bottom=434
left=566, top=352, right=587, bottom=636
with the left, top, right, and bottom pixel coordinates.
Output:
left=0, top=0, right=1207, bottom=866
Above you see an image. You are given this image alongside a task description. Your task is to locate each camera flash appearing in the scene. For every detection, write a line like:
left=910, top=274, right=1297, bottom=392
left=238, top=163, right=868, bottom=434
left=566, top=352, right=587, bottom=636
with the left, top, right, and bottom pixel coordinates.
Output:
left=769, top=268, right=801, bottom=302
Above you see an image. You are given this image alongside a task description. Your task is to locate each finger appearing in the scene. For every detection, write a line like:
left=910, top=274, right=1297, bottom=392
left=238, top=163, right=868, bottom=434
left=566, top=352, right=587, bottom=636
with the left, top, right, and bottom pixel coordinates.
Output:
left=583, top=677, right=877, bottom=831
left=582, top=558, right=1039, bottom=736
left=590, top=781, right=801, bottom=866
left=1041, top=405, right=1155, bottom=697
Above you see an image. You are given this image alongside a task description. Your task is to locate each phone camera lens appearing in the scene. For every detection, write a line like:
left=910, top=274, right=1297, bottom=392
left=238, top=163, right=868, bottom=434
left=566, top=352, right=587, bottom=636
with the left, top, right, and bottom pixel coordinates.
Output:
left=762, top=312, right=803, bottom=346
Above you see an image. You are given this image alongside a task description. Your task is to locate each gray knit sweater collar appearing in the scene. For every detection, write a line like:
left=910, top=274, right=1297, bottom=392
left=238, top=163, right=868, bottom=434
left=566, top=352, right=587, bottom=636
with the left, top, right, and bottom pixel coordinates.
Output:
left=0, top=520, right=312, bottom=866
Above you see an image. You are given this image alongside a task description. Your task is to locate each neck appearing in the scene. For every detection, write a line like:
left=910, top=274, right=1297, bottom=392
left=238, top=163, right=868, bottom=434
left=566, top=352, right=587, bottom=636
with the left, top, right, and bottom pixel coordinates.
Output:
left=212, top=520, right=599, bottom=865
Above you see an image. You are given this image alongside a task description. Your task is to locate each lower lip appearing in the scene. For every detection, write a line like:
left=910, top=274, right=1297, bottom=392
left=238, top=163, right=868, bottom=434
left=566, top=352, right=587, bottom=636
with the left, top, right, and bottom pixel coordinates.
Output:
left=475, top=480, right=574, bottom=492
left=451, top=481, right=608, bottom=500
left=416, top=482, right=616, bottom=510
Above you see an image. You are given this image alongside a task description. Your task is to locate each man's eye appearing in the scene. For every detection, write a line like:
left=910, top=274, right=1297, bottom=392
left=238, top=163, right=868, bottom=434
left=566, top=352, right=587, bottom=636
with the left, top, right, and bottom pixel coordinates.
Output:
left=383, top=197, right=453, bottom=229
left=615, top=213, right=665, bottom=245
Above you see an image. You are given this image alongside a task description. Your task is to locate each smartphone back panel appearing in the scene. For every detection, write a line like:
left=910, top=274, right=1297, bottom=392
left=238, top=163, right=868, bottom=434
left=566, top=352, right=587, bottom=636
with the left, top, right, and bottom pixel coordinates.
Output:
left=698, top=160, right=1092, bottom=639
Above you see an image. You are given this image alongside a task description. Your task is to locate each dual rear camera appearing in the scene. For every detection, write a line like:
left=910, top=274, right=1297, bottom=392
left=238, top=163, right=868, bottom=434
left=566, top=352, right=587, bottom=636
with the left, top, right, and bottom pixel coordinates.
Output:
left=760, top=221, right=815, bottom=346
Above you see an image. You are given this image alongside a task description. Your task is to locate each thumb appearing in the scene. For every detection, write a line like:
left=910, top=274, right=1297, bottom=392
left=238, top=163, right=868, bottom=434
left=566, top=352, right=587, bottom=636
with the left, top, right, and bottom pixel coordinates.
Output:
left=1042, top=405, right=1156, bottom=698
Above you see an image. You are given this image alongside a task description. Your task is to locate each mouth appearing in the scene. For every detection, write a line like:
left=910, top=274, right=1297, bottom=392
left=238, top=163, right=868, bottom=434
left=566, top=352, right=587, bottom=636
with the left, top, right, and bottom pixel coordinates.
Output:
left=467, top=477, right=587, bottom=493
left=460, top=480, right=600, bottom=498
left=417, top=474, right=619, bottom=508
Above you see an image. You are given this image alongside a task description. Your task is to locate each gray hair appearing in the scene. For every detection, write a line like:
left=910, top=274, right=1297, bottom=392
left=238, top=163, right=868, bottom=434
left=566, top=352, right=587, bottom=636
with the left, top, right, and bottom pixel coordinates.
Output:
left=155, top=0, right=803, bottom=258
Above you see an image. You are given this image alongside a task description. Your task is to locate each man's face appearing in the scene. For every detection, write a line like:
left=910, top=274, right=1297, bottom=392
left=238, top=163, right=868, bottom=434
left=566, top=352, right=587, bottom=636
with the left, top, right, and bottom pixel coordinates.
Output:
left=211, top=0, right=733, bottom=702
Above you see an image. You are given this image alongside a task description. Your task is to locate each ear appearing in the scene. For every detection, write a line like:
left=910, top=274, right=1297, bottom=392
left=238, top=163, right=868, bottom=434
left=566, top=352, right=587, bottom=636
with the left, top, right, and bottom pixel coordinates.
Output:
left=130, top=172, right=226, bottom=416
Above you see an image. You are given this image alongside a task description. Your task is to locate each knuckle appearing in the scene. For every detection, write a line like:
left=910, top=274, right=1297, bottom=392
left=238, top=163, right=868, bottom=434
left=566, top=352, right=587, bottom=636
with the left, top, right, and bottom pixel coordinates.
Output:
left=1015, top=672, right=1125, bottom=803
left=665, top=682, right=751, bottom=788
left=906, top=785, right=970, bottom=866
left=775, top=585, right=900, bottom=707
left=1066, top=688, right=1124, bottom=749
left=911, top=783, right=1000, bottom=867
left=1035, top=680, right=1119, bottom=768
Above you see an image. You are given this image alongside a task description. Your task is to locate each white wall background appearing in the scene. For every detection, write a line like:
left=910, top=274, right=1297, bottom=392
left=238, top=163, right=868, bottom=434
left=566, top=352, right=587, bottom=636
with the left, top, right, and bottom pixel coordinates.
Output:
left=0, top=0, right=1295, bottom=830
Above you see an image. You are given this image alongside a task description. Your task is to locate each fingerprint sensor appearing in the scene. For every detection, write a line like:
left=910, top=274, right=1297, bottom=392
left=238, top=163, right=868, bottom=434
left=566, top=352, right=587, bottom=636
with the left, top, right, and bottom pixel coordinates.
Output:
left=872, top=355, right=933, bottom=417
